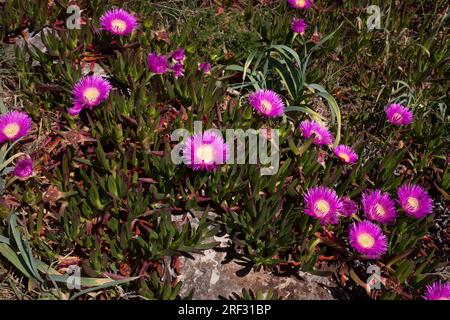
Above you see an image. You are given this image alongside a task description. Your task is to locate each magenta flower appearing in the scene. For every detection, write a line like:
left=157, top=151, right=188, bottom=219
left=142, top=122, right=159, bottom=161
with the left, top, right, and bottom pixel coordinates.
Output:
left=182, top=131, right=229, bottom=172
left=198, top=62, right=211, bottom=74
left=303, top=186, right=341, bottom=225
left=0, top=111, right=32, bottom=143
left=147, top=53, right=169, bottom=74
left=291, top=18, right=308, bottom=35
left=288, top=0, right=313, bottom=9
left=339, top=196, right=358, bottom=217
left=361, top=189, right=397, bottom=224
left=349, top=220, right=388, bottom=259
left=171, top=48, right=185, bottom=62
left=384, top=103, right=413, bottom=126
left=99, top=9, right=137, bottom=36
left=70, top=76, right=112, bottom=115
left=333, top=145, right=358, bottom=165
left=68, top=103, right=83, bottom=116
left=13, top=157, right=33, bottom=179
left=423, top=281, right=450, bottom=300
left=172, top=62, right=184, bottom=79
left=248, top=90, right=285, bottom=118
left=397, top=184, right=433, bottom=219
left=299, top=120, right=334, bottom=146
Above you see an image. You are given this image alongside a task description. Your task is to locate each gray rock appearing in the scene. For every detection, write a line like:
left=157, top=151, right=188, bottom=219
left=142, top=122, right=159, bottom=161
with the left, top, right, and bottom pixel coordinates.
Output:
left=178, top=234, right=337, bottom=300
left=81, top=63, right=107, bottom=77
left=16, top=28, right=50, bottom=53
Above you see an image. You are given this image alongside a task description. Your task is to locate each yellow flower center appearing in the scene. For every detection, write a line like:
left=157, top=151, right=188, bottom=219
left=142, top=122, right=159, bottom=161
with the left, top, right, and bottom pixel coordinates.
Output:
left=196, top=145, right=215, bottom=163
left=315, top=200, right=330, bottom=216
left=338, top=152, right=350, bottom=162
left=111, top=19, right=126, bottom=32
left=375, top=203, right=385, bottom=216
left=260, top=100, right=273, bottom=113
left=358, top=233, right=375, bottom=248
left=407, top=197, right=419, bottom=211
left=296, top=0, right=307, bottom=7
left=3, top=123, right=20, bottom=138
left=83, top=87, right=100, bottom=103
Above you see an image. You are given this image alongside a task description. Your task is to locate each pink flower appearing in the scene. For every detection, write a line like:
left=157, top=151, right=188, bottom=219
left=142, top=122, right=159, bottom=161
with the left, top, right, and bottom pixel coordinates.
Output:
left=303, top=186, right=341, bottom=225
left=397, top=184, right=433, bottom=219
left=384, top=103, right=413, bottom=126
left=248, top=90, right=285, bottom=118
left=349, top=220, right=388, bottom=259
left=0, top=111, right=32, bottom=143
left=99, top=9, right=137, bottom=36
left=333, top=145, right=358, bottom=165
left=147, top=53, right=169, bottom=74
left=70, top=75, right=112, bottom=115
left=291, top=18, right=308, bottom=35
left=181, top=131, right=229, bottom=172
left=14, top=156, right=33, bottom=179
left=299, top=120, right=334, bottom=146
left=288, top=0, right=313, bottom=10
left=361, top=189, right=397, bottom=224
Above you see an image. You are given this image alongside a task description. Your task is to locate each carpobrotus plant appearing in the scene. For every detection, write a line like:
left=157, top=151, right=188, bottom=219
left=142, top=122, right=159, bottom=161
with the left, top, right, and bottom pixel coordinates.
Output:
left=291, top=18, right=308, bottom=35
left=1, top=0, right=447, bottom=302
left=397, top=184, right=433, bottom=219
left=299, top=120, right=334, bottom=146
left=288, top=0, right=313, bottom=10
left=147, top=53, right=169, bottom=74
left=339, top=197, right=358, bottom=217
left=13, top=157, right=33, bottom=179
left=303, top=186, right=341, bottom=224
left=100, top=8, right=138, bottom=36
left=181, top=132, right=229, bottom=171
left=384, top=103, right=413, bottom=126
left=423, top=281, right=450, bottom=300
left=0, top=111, right=32, bottom=142
left=69, top=76, right=112, bottom=115
left=349, top=220, right=388, bottom=259
left=333, top=145, right=359, bottom=165
left=248, top=89, right=285, bottom=118
left=361, top=189, right=397, bottom=224
left=198, top=62, right=211, bottom=74
left=171, top=48, right=185, bottom=62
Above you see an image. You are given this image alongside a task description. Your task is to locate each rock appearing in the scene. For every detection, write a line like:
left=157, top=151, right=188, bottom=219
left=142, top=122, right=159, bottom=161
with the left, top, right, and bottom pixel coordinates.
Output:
left=16, top=28, right=50, bottom=53
left=81, top=63, right=107, bottom=77
left=178, top=234, right=338, bottom=300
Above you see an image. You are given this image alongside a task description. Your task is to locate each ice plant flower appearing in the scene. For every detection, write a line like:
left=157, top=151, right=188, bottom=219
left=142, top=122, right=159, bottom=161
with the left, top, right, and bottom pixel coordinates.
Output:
left=333, top=145, right=358, bottom=165
left=198, top=62, right=211, bottom=74
left=288, top=0, right=313, bottom=10
left=99, top=9, right=137, bottom=36
left=384, top=103, right=413, bottom=126
left=182, top=131, right=228, bottom=172
left=13, top=157, right=33, bottom=179
left=0, top=111, right=32, bottom=143
left=339, top=196, right=358, bottom=217
left=303, top=186, right=341, bottom=224
left=172, top=62, right=184, bottom=78
left=361, top=189, right=397, bottom=224
left=423, top=281, right=450, bottom=300
left=147, top=53, right=169, bottom=74
left=299, top=120, right=334, bottom=146
left=291, top=18, right=308, bottom=35
left=397, top=184, right=433, bottom=219
left=70, top=76, right=112, bottom=115
left=171, top=48, right=185, bottom=62
left=349, top=220, right=388, bottom=259
left=248, top=89, right=285, bottom=118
